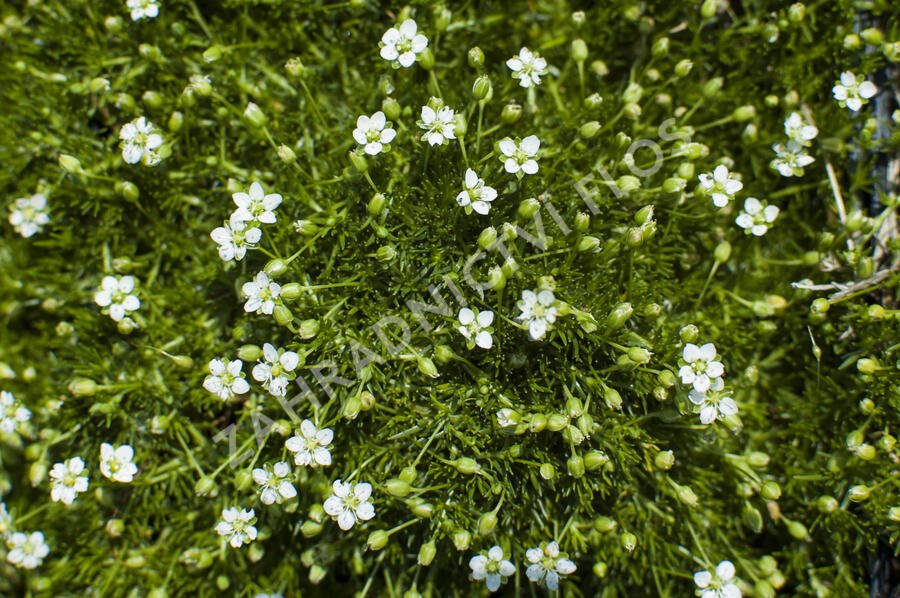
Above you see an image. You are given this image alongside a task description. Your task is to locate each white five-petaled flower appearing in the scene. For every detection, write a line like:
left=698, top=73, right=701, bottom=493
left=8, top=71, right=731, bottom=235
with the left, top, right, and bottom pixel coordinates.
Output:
left=688, top=378, right=739, bottom=425
left=252, top=461, right=297, bottom=505
left=517, top=289, right=557, bottom=340
left=832, top=72, right=877, bottom=112
left=735, top=197, right=779, bottom=236
left=93, top=275, right=141, bottom=322
left=119, top=117, right=162, bottom=165
left=770, top=141, right=815, bottom=177
left=215, top=507, right=257, bottom=548
left=252, top=343, right=300, bottom=397
left=379, top=19, right=428, bottom=68
left=242, top=271, right=282, bottom=315
left=525, top=541, right=577, bottom=590
left=285, top=419, right=333, bottom=467
left=457, top=308, right=494, bottom=349
left=323, top=479, right=375, bottom=531
left=203, top=358, right=250, bottom=400
left=679, top=342, right=725, bottom=393
left=231, top=182, right=282, bottom=225
left=6, top=532, right=49, bottom=569
left=49, top=457, right=89, bottom=505
left=784, top=112, right=818, bottom=144
left=99, top=443, right=138, bottom=483
left=417, top=104, right=456, bottom=146
left=469, top=546, right=516, bottom=593
left=694, top=560, right=742, bottom=598
left=499, top=136, right=540, bottom=175
left=506, top=47, right=549, bottom=88
left=698, top=165, right=742, bottom=208
left=456, top=169, right=497, bottom=215
left=127, top=0, right=160, bottom=21
left=8, top=194, right=50, bottom=238
left=0, top=390, right=30, bottom=435
left=210, top=216, right=261, bottom=262
left=353, top=111, right=397, bottom=156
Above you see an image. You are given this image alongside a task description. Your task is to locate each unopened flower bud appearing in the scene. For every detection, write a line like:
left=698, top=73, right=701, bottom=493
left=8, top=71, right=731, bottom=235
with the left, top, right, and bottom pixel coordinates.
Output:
left=577, top=235, right=601, bottom=252
left=194, top=476, right=217, bottom=496
left=760, top=481, right=782, bottom=500
left=585, top=450, right=610, bottom=471
left=59, top=154, right=83, bottom=174
left=375, top=245, right=397, bottom=262
left=547, top=413, right=569, bottom=431
left=604, top=386, right=623, bottom=410
left=68, top=377, right=98, bottom=396
left=417, top=540, right=437, bottom=566
left=786, top=519, right=808, bottom=540
left=714, top=241, right=732, bottom=263
left=349, top=149, right=369, bottom=173
left=468, top=46, right=485, bottom=68
left=473, top=75, right=492, bottom=101
left=620, top=532, right=637, bottom=551
left=343, top=395, right=362, bottom=420
left=385, top=478, right=411, bottom=497
left=518, top=198, right=540, bottom=219
left=453, top=528, right=471, bottom=551
left=674, top=59, right=693, bottom=77
left=417, top=356, right=439, bottom=378
left=857, top=358, right=877, bottom=375
left=571, top=38, right=588, bottom=62
left=298, top=319, right=319, bottom=339
left=702, top=77, right=724, bottom=98
left=453, top=457, right=479, bottom=475
left=243, top=102, right=266, bottom=128
left=567, top=454, right=585, bottom=477
left=501, top=103, right=522, bottom=124
left=584, top=93, right=603, bottom=110
left=477, top=511, right=498, bottom=536
left=654, top=450, right=675, bottom=470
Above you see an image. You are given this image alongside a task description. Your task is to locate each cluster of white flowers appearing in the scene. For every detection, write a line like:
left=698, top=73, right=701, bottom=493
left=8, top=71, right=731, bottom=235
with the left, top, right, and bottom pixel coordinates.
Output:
left=457, top=307, right=494, bottom=349
left=506, top=47, right=550, bottom=88
left=379, top=19, right=428, bottom=68
left=1, top=501, right=50, bottom=570
left=694, top=560, right=742, bottom=598
left=770, top=112, right=816, bottom=178
left=242, top=271, right=283, bottom=315
left=251, top=343, right=300, bottom=397
left=417, top=101, right=457, bottom=147
left=119, top=117, right=162, bottom=165
left=499, top=136, right=541, bottom=175
left=99, top=443, right=138, bottom=483
left=127, top=0, right=160, bottom=21
left=832, top=71, right=877, bottom=112
left=352, top=111, right=396, bottom=156
left=469, top=545, right=515, bottom=592
left=679, top=342, right=738, bottom=424
left=323, top=479, right=375, bottom=531
left=49, top=457, right=89, bottom=505
left=211, top=182, right=282, bottom=262
left=697, top=164, right=742, bottom=208
left=468, top=541, right=575, bottom=593
left=93, top=275, right=141, bottom=323
left=252, top=461, right=297, bottom=505
left=735, top=197, right=779, bottom=236
left=0, top=390, right=31, bottom=435
left=456, top=168, right=497, bottom=215
left=203, top=358, right=250, bottom=400
left=8, top=193, right=50, bottom=238
left=285, top=419, right=333, bottom=467
left=215, top=507, right=257, bottom=548
left=517, top=289, right=558, bottom=340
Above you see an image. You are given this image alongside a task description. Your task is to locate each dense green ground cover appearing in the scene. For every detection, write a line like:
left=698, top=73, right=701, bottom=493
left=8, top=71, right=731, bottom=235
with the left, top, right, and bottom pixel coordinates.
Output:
left=1, top=0, right=900, bottom=596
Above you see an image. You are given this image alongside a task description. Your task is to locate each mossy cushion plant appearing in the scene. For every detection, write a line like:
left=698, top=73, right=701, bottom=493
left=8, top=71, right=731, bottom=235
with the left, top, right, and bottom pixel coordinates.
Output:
left=1, top=0, right=900, bottom=595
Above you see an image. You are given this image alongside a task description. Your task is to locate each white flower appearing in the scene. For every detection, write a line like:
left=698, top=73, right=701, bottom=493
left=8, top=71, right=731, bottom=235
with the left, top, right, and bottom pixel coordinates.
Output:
left=525, top=541, right=577, bottom=590
left=203, top=358, right=250, bottom=400
left=832, top=72, right=877, bottom=112
left=698, top=165, right=742, bottom=208
left=252, top=343, right=300, bottom=397
left=456, top=169, right=497, bottom=215
left=694, top=560, right=742, bottom=598
left=0, top=390, right=30, bottom=435
left=323, top=479, right=375, bottom=531
left=506, top=47, right=549, bottom=88
left=679, top=342, right=725, bottom=393
left=353, top=111, right=397, bottom=156
left=458, top=308, right=494, bottom=349
left=231, top=182, right=282, bottom=225
left=252, top=461, right=297, bottom=505
left=8, top=194, right=49, bottom=238
left=770, top=141, right=815, bottom=177
left=417, top=104, right=456, bottom=146
left=127, top=0, right=160, bottom=21
left=6, top=531, right=49, bottom=569
left=379, top=19, right=428, bottom=68
left=469, top=545, right=516, bottom=593
left=285, top=419, right=333, bottom=467
left=49, top=457, right=89, bottom=505
left=517, top=289, right=557, bottom=340
left=688, top=378, right=738, bottom=425
left=499, top=136, right=540, bottom=175
left=210, top=216, right=261, bottom=262
left=99, top=443, right=138, bottom=483
left=242, top=271, right=282, bottom=315
left=735, top=197, right=779, bottom=236
left=119, top=117, right=162, bottom=165
left=94, top=275, right=141, bottom=322
left=783, top=112, right=817, bottom=144
left=215, top=507, right=257, bottom=548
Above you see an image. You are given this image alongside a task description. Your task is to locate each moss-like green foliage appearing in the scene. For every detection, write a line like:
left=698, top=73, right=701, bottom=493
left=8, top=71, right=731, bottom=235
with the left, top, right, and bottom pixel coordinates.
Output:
left=1, top=0, right=900, bottom=596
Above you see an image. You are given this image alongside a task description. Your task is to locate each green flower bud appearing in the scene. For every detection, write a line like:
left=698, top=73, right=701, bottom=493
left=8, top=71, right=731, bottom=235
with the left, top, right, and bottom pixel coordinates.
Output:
left=585, top=450, right=610, bottom=471
left=243, top=102, right=266, bottom=128
left=477, top=510, right=498, bottom=535
left=473, top=75, right=492, bottom=101
left=743, top=505, right=763, bottom=533
left=433, top=344, right=454, bottom=364
left=889, top=507, right=900, bottom=521
left=453, top=113, right=467, bottom=137
left=606, top=302, right=633, bottom=331
left=375, top=245, right=397, bottom=262
left=141, top=90, right=163, bottom=110
left=627, top=347, right=652, bottom=364
left=713, top=241, right=732, bottom=263
left=878, top=433, right=895, bottom=452
left=562, top=424, right=585, bottom=445
left=529, top=413, right=548, bottom=433
left=501, top=103, right=522, bottom=124
left=583, top=93, right=603, bottom=110
left=115, top=181, right=140, bottom=202
left=194, top=476, right=217, bottom=496
left=359, top=390, right=375, bottom=410
left=677, top=484, right=698, bottom=507
left=539, top=464, right=555, bottom=482
left=616, top=175, right=641, bottom=193
left=620, top=532, right=637, bottom=551
left=385, top=478, right=411, bottom=497
left=417, top=540, right=437, bottom=566
left=518, top=198, right=540, bottom=219
left=786, top=519, right=808, bottom=540
left=294, top=219, right=318, bottom=235
left=654, top=450, right=675, bottom=470
left=571, top=38, right=588, bottom=62
left=299, top=319, right=319, bottom=339
left=478, top=226, right=498, bottom=250
left=366, top=530, right=389, bottom=550
left=674, top=58, right=693, bottom=77
left=783, top=89, right=800, bottom=107
left=106, top=518, right=125, bottom=537
left=604, top=386, right=623, bottom=410
left=567, top=454, right=586, bottom=477
left=574, top=212, right=590, bottom=232
left=760, top=481, right=781, bottom=500
left=857, top=358, right=877, bottom=375
left=656, top=370, right=676, bottom=388
left=417, top=357, right=439, bottom=379
left=273, top=304, right=293, bottom=326
left=755, top=580, right=775, bottom=598
left=308, top=565, right=326, bottom=585
left=579, top=120, right=602, bottom=139
left=748, top=451, right=770, bottom=468
left=468, top=46, right=485, bottom=68
left=593, top=516, right=617, bottom=532
left=577, top=235, right=601, bottom=252
left=29, top=461, right=48, bottom=486
left=816, top=495, right=838, bottom=513
left=264, top=259, right=288, bottom=278
left=276, top=144, right=296, bottom=164
left=349, top=149, right=369, bottom=173
left=379, top=98, right=401, bottom=123
left=368, top=193, right=387, bottom=216
left=68, top=377, right=98, bottom=396
left=701, top=0, right=717, bottom=18
left=453, top=529, right=471, bottom=551
left=860, top=27, right=883, bottom=45
left=105, top=16, right=123, bottom=33
left=856, top=444, right=876, bottom=460
left=733, top=105, right=756, bottom=122
left=884, top=42, right=900, bottom=63
left=623, top=103, right=642, bottom=119
left=453, top=457, right=479, bottom=475
left=702, top=77, right=724, bottom=98
left=398, top=466, right=417, bottom=485
left=547, top=413, right=569, bottom=431
left=59, top=154, right=83, bottom=174
left=593, top=561, right=609, bottom=578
